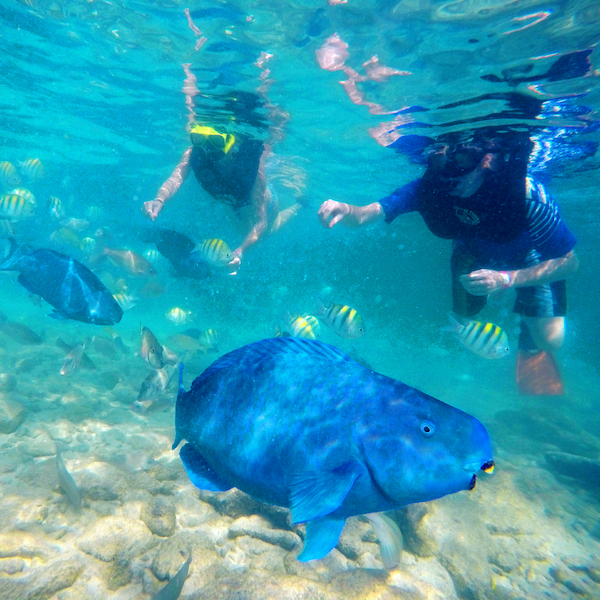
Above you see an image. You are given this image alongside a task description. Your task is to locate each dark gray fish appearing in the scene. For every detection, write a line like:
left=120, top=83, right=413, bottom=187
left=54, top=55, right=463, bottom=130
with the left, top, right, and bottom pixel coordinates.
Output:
left=0, top=311, right=43, bottom=345
left=55, top=444, right=82, bottom=510
left=0, top=238, right=123, bottom=325
left=139, top=227, right=210, bottom=280
left=151, top=553, right=191, bottom=600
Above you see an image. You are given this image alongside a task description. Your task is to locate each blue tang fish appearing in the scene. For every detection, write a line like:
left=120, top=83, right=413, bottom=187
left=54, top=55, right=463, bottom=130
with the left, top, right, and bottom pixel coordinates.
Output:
left=174, top=338, right=494, bottom=562
left=0, top=238, right=123, bottom=325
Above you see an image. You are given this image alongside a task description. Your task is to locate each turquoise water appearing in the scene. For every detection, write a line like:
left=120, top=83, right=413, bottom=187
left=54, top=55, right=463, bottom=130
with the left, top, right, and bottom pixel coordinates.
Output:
left=1, top=1, right=599, bottom=598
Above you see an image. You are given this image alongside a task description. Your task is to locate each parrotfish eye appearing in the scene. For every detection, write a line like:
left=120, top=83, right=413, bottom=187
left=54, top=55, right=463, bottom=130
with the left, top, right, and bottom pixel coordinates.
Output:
left=419, top=420, right=436, bottom=437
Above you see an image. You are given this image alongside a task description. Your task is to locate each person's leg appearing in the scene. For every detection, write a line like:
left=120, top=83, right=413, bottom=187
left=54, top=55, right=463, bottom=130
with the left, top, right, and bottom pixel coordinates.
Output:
left=522, top=316, right=565, bottom=353
left=515, top=279, right=567, bottom=395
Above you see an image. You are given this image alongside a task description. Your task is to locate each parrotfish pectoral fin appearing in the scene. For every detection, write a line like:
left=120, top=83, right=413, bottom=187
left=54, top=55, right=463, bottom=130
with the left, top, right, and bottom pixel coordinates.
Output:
left=290, top=461, right=363, bottom=524
left=364, top=513, right=403, bottom=570
left=297, top=516, right=346, bottom=562
left=179, top=443, right=232, bottom=492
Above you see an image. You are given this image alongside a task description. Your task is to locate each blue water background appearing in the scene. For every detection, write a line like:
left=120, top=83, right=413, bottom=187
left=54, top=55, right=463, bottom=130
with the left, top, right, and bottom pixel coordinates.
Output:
left=0, top=0, right=599, bottom=597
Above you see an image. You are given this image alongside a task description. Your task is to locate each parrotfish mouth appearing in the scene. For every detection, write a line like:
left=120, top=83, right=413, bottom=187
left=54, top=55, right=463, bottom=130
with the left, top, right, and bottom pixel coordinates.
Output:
left=465, top=459, right=495, bottom=491
left=481, top=460, right=495, bottom=474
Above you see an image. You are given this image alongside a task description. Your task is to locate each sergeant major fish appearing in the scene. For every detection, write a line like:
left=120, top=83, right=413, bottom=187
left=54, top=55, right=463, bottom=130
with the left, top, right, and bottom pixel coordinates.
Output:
left=0, top=161, right=21, bottom=189
left=443, top=313, right=510, bottom=359
left=0, top=238, right=123, bottom=325
left=196, top=238, right=233, bottom=266
left=315, top=298, right=365, bottom=339
left=0, top=194, right=36, bottom=221
left=174, top=337, right=494, bottom=563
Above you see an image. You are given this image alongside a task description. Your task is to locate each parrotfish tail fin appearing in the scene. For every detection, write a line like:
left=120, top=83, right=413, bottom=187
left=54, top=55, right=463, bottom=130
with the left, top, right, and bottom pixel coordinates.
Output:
left=172, top=363, right=186, bottom=450
left=516, top=350, right=564, bottom=396
left=0, top=237, right=20, bottom=271
left=178, top=362, right=185, bottom=395
left=297, top=516, right=346, bottom=562
left=441, top=311, right=462, bottom=334
left=364, top=513, right=403, bottom=570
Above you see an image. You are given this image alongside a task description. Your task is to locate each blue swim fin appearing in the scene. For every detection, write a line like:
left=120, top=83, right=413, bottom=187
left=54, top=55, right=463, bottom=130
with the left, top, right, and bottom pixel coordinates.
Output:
left=179, top=443, right=232, bottom=492
left=290, top=461, right=363, bottom=524
left=297, top=516, right=346, bottom=562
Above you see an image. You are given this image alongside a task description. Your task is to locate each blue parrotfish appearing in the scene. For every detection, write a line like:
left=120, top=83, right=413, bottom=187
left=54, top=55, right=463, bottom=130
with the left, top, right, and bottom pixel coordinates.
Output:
left=174, top=337, right=494, bottom=563
left=0, top=238, right=123, bottom=325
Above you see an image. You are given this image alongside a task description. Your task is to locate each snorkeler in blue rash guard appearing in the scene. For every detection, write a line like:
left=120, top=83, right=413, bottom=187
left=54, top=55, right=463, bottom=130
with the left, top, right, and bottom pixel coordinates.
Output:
left=318, top=137, right=579, bottom=395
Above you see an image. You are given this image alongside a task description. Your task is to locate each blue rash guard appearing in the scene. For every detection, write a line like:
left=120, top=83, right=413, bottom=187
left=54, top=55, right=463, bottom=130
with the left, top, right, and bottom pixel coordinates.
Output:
left=379, top=176, right=576, bottom=268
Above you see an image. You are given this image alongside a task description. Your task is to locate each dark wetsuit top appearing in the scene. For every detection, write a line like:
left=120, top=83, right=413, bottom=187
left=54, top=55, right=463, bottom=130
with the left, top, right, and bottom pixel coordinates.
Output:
left=379, top=175, right=576, bottom=266
left=189, top=138, right=264, bottom=210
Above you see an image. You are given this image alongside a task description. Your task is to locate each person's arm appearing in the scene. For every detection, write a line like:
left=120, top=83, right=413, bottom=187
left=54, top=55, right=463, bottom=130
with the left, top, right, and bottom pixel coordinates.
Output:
left=319, top=179, right=421, bottom=228
left=227, top=159, right=270, bottom=274
left=318, top=200, right=384, bottom=228
left=142, top=147, right=193, bottom=221
left=460, top=250, right=579, bottom=296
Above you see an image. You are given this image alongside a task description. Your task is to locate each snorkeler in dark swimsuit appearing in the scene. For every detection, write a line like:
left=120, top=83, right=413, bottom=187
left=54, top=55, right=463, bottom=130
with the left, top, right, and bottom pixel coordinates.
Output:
left=318, top=136, right=579, bottom=395
left=143, top=125, right=302, bottom=274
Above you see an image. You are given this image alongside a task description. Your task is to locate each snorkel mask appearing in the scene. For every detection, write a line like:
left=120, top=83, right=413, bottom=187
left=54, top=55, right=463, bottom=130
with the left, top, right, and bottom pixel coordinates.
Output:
left=426, top=143, right=485, bottom=178
left=190, top=125, right=236, bottom=154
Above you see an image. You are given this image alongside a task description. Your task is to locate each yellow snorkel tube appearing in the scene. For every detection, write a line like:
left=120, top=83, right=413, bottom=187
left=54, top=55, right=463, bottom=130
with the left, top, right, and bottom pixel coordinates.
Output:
left=190, top=125, right=236, bottom=154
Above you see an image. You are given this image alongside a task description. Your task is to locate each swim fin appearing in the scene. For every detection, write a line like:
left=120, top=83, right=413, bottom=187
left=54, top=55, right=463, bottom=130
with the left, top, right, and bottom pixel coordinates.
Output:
left=516, top=350, right=564, bottom=396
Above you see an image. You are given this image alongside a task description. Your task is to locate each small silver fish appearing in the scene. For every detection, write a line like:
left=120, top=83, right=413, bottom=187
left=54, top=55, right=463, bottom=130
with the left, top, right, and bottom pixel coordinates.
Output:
left=138, top=362, right=180, bottom=401
left=55, top=444, right=82, bottom=510
left=60, top=342, right=85, bottom=376
left=141, top=326, right=164, bottom=369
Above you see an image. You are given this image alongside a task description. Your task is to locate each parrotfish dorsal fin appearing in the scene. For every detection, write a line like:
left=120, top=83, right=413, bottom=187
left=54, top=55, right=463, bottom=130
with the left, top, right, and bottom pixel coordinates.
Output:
left=197, top=338, right=353, bottom=383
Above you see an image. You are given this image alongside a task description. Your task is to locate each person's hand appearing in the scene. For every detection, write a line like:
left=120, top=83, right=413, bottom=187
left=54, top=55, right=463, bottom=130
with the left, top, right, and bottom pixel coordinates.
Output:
left=227, top=249, right=243, bottom=276
left=318, top=200, right=351, bottom=228
left=142, top=200, right=163, bottom=222
left=460, top=269, right=509, bottom=296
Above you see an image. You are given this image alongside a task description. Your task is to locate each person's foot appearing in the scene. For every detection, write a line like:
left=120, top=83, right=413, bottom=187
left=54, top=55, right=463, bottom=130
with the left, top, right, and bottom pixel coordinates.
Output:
left=516, top=350, right=564, bottom=396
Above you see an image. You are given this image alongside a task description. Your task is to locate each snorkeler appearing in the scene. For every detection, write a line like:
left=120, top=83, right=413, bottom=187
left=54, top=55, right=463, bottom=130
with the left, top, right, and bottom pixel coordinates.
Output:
left=318, top=134, right=579, bottom=395
left=142, top=124, right=302, bottom=275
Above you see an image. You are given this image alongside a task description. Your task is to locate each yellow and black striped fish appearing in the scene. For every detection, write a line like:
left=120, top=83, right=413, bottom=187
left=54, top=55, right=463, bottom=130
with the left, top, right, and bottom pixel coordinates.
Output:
left=316, top=298, right=365, bottom=339
left=0, top=194, right=36, bottom=220
left=301, top=314, right=321, bottom=338
left=48, top=196, right=66, bottom=220
left=19, top=158, right=45, bottom=182
left=443, top=313, right=510, bottom=359
left=196, top=238, right=233, bottom=266
left=0, top=161, right=21, bottom=189
left=198, top=328, right=220, bottom=350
